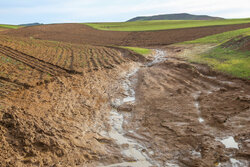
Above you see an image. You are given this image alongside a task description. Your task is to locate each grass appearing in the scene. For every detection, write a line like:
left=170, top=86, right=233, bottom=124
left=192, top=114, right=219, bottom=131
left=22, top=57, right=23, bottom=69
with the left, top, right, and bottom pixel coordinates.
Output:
left=178, top=28, right=250, bottom=79
left=85, top=18, right=250, bottom=31
left=183, top=27, right=250, bottom=44
left=190, top=47, right=250, bottom=79
left=120, top=46, right=151, bottom=55
left=0, top=24, right=22, bottom=29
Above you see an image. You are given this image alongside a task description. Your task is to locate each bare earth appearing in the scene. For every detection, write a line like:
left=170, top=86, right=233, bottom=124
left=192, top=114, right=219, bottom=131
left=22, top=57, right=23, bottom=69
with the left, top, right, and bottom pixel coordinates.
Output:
left=1, top=45, right=249, bottom=167
left=118, top=49, right=250, bottom=166
left=2, top=23, right=250, bottom=47
left=0, top=23, right=250, bottom=166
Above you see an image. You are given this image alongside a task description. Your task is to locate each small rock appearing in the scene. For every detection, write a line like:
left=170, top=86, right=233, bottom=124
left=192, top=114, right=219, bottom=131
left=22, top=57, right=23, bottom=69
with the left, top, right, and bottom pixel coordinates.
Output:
left=236, top=95, right=250, bottom=102
left=219, top=88, right=227, bottom=92
left=118, top=104, right=133, bottom=112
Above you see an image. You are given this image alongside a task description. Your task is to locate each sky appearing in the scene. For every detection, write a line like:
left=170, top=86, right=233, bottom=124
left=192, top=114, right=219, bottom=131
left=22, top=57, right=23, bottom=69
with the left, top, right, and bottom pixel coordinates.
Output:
left=0, top=0, right=250, bottom=25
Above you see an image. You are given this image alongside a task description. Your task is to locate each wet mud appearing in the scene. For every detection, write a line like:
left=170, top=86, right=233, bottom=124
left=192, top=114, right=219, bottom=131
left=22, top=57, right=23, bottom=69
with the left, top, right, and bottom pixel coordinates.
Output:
left=102, top=49, right=250, bottom=167
left=0, top=47, right=249, bottom=167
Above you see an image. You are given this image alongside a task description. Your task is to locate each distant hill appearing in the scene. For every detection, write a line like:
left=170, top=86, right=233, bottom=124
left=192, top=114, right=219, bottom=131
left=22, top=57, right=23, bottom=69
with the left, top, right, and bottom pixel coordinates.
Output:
left=127, top=13, right=224, bottom=22
left=19, top=23, right=43, bottom=26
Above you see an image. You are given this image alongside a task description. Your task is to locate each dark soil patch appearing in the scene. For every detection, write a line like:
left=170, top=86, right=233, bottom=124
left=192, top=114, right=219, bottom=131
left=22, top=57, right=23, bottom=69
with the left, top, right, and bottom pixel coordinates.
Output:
left=2, top=23, right=250, bottom=47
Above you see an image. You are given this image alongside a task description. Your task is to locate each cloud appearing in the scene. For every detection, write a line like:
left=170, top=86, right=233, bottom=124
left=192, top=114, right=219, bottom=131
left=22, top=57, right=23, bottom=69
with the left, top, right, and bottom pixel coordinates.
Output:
left=0, top=0, right=249, bottom=24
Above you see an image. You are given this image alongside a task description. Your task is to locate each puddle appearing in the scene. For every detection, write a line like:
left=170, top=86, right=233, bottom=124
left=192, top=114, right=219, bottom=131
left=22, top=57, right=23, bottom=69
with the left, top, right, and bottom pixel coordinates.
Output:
left=230, top=158, right=244, bottom=167
left=206, top=76, right=217, bottom=80
left=102, top=66, right=156, bottom=167
left=217, top=158, right=247, bottom=167
left=219, top=136, right=239, bottom=149
left=103, top=50, right=179, bottom=167
left=106, top=109, right=153, bottom=167
left=165, top=162, right=180, bottom=167
left=193, top=91, right=205, bottom=123
left=220, top=80, right=235, bottom=85
left=191, top=150, right=201, bottom=158
left=123, top=96, right=135, bottom=103
left=147, top=50, right=167, bottom=66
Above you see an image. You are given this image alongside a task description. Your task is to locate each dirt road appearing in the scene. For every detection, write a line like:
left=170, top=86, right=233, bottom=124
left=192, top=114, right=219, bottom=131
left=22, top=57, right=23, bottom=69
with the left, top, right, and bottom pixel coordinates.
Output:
left=101, top=49, right=250, bottom=167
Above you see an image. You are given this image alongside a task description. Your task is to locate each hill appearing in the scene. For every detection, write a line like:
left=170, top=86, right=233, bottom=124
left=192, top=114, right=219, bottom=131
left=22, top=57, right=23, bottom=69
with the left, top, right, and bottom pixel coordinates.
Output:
left=19, top=22, right=43, bottom=26
left=127, top=13, right=224, bottom=22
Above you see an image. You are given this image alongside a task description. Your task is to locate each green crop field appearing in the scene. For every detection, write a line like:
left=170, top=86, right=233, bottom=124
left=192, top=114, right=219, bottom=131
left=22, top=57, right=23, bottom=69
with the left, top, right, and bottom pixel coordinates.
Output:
left=85, top=18, right=250, bottom=31
left=121, top=46, right=151, bottom=55
left=0, top=24, right=22, bottom=29
left=178, top=28, right=250, bottom=79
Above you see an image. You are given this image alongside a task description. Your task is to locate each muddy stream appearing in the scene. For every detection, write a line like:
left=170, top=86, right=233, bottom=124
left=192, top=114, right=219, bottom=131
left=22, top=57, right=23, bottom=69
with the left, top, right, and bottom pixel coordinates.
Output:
left=99, top=50, right=166, bottom=167
left=99, top=50, right=249, bottom=167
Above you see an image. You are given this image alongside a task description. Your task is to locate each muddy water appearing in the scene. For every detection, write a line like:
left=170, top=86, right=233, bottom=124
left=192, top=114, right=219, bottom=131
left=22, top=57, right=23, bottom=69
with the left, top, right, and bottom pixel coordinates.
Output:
left=101, top=50, right=169, bottom=167
left=193, top=91, right=205, bottom=123
left=147, top=50, right=167, bottom=67
left=102, top=49, right=248, bottom=167
left=103, top=67, right=155, bottom=167
left=219, top=136, right=239, bottom=149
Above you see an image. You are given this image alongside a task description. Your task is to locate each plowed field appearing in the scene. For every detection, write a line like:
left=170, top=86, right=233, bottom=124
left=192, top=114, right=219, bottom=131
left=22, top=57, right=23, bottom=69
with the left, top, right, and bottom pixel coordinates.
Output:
left=0, top=35, right=139, bottom=98
left=2, top=23, right=250, bottom=47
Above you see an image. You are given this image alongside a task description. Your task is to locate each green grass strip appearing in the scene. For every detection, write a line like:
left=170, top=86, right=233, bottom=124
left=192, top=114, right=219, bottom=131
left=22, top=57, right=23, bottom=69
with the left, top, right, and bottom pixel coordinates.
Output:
left=183, top=27, right=250, bottom=44
left=120, top=46, right=151, bottom=55
left=85, top=18, right=250, bottom=31
left=0, top=24, right=22, bottom=29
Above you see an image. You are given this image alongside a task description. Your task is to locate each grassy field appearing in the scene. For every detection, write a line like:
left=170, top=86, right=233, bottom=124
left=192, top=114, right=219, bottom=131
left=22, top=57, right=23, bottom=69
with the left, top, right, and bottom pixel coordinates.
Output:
left=183, top=27, right=250, bottom=44
left=85, top=18, right=250, bottom=31
left=178, top=28, right=250, bottom=79
left=121, top=46, right=151, bottom=55
left=0, top=24, right=22, bottom=29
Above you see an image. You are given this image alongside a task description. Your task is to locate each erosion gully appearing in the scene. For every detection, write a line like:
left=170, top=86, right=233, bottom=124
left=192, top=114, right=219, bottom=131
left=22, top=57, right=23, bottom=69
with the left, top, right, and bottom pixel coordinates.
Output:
left=98, top=49, right=247, bottom=167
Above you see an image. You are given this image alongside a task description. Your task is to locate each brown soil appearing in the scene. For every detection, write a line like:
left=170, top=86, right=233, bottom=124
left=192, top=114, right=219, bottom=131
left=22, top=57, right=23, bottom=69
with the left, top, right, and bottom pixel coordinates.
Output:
left=118, top=49, right=250, bottom=166
left=1, top=23, right=250, bottom=47
left=0, top=28, right=9, bottom=32
left=0, top=64, right=135, bottom=167
left=0, top=23, right=250, bottom=167
left=0, top=35, right=147, bottom=98
left=1, top=44, right=249, bottom=166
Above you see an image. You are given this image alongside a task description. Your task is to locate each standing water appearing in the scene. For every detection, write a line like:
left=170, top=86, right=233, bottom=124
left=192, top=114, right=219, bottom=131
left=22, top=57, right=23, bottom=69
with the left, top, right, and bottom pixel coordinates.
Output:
left=102, top=50, right=176, bottom=167
left=103, top=67, right=155, bottom=167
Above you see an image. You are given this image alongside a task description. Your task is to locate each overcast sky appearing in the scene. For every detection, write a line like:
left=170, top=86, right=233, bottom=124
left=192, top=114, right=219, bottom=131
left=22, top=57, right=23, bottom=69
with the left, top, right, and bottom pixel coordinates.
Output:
left=0, top=0, right=250, bottom=24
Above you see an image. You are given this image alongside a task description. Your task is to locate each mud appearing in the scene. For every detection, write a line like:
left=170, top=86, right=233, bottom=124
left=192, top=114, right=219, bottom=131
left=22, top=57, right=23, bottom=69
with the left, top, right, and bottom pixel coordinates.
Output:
left=2, top=23, right=250, bottom=47
left=0, top=45, right=249, bottom=166
left=101, top=49, right=250, bottom=166
left=0, top=65, right=132, bottom=167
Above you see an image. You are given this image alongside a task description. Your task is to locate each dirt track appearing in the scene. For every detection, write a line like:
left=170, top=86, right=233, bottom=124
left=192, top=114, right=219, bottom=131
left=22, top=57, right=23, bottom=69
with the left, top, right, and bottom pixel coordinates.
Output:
left=1, top=23, right=250, bottom=47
